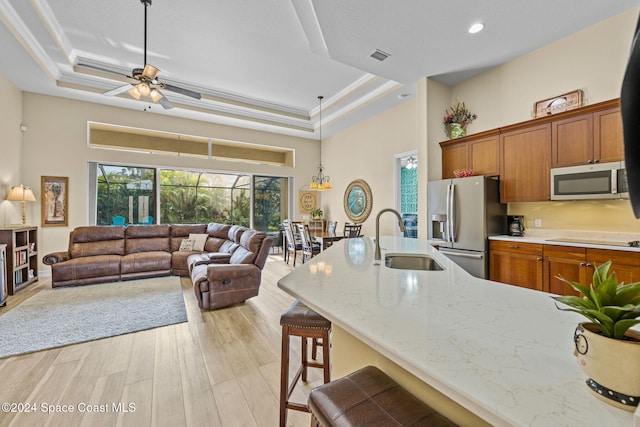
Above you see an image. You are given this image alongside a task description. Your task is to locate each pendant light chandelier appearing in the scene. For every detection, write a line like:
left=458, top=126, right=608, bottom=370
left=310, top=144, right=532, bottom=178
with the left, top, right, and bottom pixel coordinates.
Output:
left=310, top=96, right=332, bottom=191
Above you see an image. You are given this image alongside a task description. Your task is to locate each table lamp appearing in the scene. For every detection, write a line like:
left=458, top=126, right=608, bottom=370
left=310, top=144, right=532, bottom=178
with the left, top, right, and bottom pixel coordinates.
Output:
left=6, top=185, right=36, bottom=225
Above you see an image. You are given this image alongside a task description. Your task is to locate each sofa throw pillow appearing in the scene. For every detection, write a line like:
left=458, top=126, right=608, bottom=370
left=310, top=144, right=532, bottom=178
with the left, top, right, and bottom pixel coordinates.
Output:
left=179, top=238, right=194, bottom=251
left=189, top=233, right=209, bottom=251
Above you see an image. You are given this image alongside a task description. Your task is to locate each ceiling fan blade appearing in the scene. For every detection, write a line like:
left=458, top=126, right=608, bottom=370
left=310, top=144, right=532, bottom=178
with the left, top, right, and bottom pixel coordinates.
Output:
left=157, top=92, right=174, bottom=110
left=160, top=83, right=202, bottom=100
left=103, top=84, right=133, bottom=96
left=142, top=64, right=161, bottom=80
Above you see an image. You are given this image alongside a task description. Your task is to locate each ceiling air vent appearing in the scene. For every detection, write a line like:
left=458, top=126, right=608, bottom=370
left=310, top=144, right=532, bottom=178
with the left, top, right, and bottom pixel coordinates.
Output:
left=370, top=49, right=391, bottom=62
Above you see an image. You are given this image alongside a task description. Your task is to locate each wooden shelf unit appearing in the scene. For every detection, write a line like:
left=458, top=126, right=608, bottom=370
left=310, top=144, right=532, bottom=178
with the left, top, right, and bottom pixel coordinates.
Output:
left=0, top=226, right=38, bottom=295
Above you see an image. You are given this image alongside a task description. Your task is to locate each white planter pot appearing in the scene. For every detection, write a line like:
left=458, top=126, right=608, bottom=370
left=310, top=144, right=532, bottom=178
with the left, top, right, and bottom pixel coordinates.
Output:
left=574, top=322, right=640, bottom=411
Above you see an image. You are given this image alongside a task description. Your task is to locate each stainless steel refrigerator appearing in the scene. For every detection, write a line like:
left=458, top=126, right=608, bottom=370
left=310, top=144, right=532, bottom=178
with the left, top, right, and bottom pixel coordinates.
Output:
left=427, top=176, right=506, bottom=278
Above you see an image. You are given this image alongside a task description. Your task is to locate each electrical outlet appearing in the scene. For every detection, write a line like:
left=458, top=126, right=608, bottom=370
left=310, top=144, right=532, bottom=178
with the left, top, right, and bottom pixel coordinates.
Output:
left=534, top=219, right=542, bottom=228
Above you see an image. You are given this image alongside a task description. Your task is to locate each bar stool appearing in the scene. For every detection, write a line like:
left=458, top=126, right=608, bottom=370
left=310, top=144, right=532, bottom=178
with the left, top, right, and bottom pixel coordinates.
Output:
left=279, top=300, right=331, bottom=427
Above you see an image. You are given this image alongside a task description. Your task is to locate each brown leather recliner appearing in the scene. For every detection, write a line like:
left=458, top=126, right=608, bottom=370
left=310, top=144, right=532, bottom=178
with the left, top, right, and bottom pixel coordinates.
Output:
left=189, top=228, right=272, bottom=310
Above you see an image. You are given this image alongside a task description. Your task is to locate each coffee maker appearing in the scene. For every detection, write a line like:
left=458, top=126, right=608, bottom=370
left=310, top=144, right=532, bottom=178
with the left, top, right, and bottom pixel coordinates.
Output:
left=507, top=215, right=525, bottom=236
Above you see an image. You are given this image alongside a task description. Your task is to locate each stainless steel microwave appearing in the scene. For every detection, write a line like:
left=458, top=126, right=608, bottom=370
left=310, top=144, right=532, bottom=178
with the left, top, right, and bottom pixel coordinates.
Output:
left=550, top=161, right=628, bottom=200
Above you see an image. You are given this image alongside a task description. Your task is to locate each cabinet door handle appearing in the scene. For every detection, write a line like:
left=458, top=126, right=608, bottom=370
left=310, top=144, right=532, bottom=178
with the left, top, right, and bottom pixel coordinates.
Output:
left=586, top=263, right=593, bottom=267
left=579, top=262, right=586, bottom=267
left=508, top=245, right=519, bottom=249
left=594, top=159, right=599, bottom=163
left=587, top=159, right=593, bottom=164
left=536, top=257, right=542, bottom=261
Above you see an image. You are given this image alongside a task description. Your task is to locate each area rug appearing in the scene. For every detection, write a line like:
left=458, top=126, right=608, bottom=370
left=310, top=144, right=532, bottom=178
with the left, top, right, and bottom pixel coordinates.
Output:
left=0, top=276, right=187, bottom=359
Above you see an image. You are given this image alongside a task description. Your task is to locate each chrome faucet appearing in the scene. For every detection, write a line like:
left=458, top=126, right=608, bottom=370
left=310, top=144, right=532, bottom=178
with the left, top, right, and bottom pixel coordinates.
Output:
left=374, top=208, right=406, bottom=261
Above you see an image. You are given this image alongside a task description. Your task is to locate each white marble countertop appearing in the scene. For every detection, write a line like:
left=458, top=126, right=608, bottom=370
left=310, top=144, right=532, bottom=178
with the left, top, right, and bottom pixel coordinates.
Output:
left=278, top=236, right=636, bottom=426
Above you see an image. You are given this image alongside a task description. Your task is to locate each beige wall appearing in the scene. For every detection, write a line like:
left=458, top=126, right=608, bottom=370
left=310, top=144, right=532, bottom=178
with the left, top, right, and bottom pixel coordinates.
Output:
left=435, top=7, right=640, bottom=234
left=19, top=93, right=318, bottom=270
left=0, top=74, right=24, bottom=225
left=321, top=100, right=418, bottom=237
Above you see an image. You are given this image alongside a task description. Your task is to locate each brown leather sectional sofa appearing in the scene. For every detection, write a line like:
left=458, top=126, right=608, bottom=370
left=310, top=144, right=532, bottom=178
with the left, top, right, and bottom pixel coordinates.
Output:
left=43, top=223, right=272, bottom=310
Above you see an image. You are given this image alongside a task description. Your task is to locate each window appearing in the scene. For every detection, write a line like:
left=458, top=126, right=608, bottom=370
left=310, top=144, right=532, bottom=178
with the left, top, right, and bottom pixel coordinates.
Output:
left=253, top=176, right=288, bottom=232
left=92, top=163, right=289, bottom=229
left=159, top=170, right=251, bottom=225
left=96, top=165, right=156, bottom=225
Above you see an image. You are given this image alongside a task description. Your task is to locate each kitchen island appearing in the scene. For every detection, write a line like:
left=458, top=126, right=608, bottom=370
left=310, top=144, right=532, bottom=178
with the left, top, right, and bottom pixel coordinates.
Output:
left=277, top=236, right=637, bottom=426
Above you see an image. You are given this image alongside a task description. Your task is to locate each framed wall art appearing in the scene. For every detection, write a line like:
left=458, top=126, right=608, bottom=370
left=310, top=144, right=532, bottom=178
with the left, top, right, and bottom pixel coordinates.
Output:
left=41, top=176, right=68, bottom=227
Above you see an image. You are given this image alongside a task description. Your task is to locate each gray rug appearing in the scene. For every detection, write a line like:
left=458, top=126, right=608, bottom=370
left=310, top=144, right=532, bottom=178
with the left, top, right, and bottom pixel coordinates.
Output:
left=0, top=276, right=188, bottom=359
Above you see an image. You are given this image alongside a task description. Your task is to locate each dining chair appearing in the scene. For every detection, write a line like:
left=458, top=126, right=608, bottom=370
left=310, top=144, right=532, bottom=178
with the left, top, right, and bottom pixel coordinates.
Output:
left=327, top=221, right=337, bottom=235
left=343, top=223, right=362, bottom=238
left=296, top=223, right=321, bottom=263
left=283, top=219, right=302, bottom=266
left=111, top=215, right=125, bottom=226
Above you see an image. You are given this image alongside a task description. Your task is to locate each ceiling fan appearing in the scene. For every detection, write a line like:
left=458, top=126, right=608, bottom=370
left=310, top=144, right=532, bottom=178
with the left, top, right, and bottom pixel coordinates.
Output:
left=103, top=0, right=201, bottom=109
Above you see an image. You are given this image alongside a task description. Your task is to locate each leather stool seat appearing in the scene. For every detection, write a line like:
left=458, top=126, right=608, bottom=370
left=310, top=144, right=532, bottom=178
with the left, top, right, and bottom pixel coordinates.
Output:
left=279, top=300, right=331, bottom=427
left=308, top=366, right=458, bottom=427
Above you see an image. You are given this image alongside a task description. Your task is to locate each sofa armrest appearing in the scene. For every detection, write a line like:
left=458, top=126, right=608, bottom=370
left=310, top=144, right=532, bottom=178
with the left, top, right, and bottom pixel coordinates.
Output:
left=43, top=251, right=71, bottom=265
left=205, top=263, right=258, bottom=283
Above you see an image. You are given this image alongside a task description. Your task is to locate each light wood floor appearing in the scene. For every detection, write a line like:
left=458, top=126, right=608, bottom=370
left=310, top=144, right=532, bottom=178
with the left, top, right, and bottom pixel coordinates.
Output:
left=0, top=253, right=324, bottom=427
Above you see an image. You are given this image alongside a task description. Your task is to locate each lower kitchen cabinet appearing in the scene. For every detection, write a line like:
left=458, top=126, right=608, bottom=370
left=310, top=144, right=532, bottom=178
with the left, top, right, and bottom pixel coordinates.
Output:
left=588, top=248, right=640, bottom=285
left=492, top=241, right=640, bottom=293
left=489, top=241, right=543, bottom=291
left=543, top=245, right=588, bottom=296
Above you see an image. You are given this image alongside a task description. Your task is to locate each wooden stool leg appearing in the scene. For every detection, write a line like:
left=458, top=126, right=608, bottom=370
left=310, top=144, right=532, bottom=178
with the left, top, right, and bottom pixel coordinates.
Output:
left=280, top=325, right=290, bottom=427
left=301, top=336, right=308, bottom=382
left=322, top=331, right=330, bottom=383
left=311, top=338, right=318, bottom=360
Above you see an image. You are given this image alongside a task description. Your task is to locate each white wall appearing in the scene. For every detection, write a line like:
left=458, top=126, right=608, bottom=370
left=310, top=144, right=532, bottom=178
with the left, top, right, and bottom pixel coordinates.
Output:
left=321, top=100, right=418, bottom=237
left=19, top=93, right=318, bottom=270
left=0, top=74, right=24, bottom=225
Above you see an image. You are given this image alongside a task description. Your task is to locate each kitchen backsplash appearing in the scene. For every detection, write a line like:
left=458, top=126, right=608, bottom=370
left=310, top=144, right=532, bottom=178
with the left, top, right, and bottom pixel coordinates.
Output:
left=508, top=200, right=640, bottom=234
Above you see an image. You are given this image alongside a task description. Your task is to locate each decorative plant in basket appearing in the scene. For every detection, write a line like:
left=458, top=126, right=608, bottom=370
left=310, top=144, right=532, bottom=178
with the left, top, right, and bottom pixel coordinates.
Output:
left=443, top=101, right=477, bottom=139
left=551, top=261, right=640, bottom=411
left=310, top=208, right=323, bottom=220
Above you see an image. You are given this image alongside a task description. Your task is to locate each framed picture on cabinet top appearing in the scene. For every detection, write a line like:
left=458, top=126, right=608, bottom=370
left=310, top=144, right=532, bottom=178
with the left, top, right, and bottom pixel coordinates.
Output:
left=41, top=176, right=68, bottom=227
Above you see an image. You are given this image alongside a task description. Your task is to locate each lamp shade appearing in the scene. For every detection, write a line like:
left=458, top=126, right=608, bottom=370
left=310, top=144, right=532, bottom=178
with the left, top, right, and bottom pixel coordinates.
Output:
left=6, top=185, right=36, bottom=202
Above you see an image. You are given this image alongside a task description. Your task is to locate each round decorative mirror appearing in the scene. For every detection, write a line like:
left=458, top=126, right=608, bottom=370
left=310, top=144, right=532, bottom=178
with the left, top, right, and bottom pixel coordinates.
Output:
left=344, top=179, right=372, bottom=223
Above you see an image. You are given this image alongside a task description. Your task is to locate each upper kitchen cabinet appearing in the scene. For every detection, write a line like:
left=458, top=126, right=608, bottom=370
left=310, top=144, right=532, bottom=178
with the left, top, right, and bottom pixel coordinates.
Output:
left=593, top=106, right=623, bottom=163
left=440, top=130, right=499, bottom=179
left=440, top=140, right=468, bottom=179
left=499, top=123, right=551, bottom=202
left=551, top=100, right=622, bottom=167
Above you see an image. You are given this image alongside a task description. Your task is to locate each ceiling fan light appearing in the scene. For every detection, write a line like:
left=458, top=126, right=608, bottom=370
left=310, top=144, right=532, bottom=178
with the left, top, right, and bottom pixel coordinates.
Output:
left=142, top=64, right=161, bottom=80
left=128, top=86, right=142, bottom=100
left=137, top=82, right=151, bottom=96
left=150, top=89, right=163, bottom=102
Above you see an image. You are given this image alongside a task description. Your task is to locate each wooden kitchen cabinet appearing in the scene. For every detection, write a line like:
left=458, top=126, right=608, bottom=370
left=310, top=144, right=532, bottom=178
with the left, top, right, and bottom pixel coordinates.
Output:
left=499, top=123, right=551, bottom=202
left=544, top=245, right=588, bottom=296
left=489, top=241, right=543, bottom=291
left=440, top=130, right=499, bottom=179
left=593, top=107, right=624, bottom=164
left=587, top=248, right=640, bottom=285
left=441, top=140, right=468, bottom=179
left=551, top=104, right=622, bottom=167
left=469, top=133, right=500, bottom=176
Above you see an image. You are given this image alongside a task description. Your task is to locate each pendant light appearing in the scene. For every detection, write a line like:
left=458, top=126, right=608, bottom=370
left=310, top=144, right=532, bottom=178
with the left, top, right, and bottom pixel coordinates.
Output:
left=310, top=96, right=332, bottom=191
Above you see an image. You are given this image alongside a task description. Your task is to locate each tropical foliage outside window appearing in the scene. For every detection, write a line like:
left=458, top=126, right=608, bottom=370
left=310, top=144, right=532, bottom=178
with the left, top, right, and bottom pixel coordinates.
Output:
left=96, top=164, right=288, bottom=231
left=159, top=170, right=250, bottom=226
left=97, top=165, right=156, bottom=226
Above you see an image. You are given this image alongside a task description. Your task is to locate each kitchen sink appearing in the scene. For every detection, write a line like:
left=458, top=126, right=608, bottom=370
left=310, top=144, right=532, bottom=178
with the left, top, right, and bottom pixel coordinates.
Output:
left=384, top=253, right=444, bottom=271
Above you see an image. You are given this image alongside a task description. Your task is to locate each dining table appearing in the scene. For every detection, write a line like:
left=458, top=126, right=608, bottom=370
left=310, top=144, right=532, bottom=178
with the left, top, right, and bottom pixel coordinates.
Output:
left=311, top=231, right=344, bottom=251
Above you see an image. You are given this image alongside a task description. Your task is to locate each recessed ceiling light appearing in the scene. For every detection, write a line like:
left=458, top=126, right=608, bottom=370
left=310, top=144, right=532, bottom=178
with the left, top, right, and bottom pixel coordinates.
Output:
left=468, top=23, right=484, bottom=34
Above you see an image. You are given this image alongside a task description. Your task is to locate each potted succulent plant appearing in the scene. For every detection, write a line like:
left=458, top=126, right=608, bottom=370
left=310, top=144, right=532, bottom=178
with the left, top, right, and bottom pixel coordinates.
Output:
left=552, top=261, right=640, bottom=411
